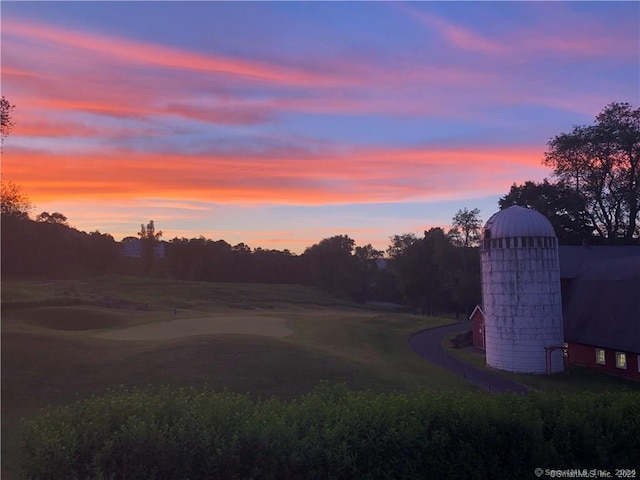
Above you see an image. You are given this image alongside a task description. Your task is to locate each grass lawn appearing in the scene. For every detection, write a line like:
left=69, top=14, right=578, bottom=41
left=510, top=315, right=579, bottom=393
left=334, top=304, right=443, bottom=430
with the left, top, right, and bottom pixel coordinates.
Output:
left=443, top=331, right=640, bottom=393
left=2, top=275, right=464, bottom=479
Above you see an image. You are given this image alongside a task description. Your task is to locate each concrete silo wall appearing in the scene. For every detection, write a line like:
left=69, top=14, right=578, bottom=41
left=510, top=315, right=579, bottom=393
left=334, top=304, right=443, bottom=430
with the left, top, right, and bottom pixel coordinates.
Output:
left=481, top=238, right=564, bottom=374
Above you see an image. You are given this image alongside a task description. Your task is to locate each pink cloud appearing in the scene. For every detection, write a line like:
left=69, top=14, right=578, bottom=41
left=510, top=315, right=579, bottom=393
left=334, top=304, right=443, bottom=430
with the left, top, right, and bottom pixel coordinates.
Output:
left=401, top=7, right=506, bottom=55
left=399, top=4, right=637, bottom=61
left=3, top=20, right=343, bottom=87
left=163, top=103, right=272, bottom=125
left=1, top=16, right=544, bottom=127
left=7, top=15, right=623, bottom=132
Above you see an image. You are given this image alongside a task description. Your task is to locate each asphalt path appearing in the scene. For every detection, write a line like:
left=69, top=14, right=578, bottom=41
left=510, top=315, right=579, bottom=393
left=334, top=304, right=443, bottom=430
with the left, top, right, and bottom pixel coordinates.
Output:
left=408, top=322, right=530, bottom=394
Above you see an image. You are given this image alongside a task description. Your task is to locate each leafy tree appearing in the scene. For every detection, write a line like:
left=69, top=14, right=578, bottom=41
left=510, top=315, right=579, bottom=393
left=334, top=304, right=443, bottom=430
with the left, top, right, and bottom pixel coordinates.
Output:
left=36, top=211, right=69, bottom=225
left=387, top=229, right=455, bottom=315
left=166, top=237, right=305, bottom=284
left=447, top=207, right=482, bottom=247
left=388, top=227, right=481, bottom=316
left=387, top=233, right=425, bottom=312
left=421, top=227, right=455, bottom=315
left=86, top=231, right=118, bottom=274
left=1, top=216, right=117, bottom=276
left=139, top=220, right=163, bottom=242
left=544, top=101, right=640, bottom=244
left=447, top=257, right=481, bottom=319
left=1, top=180, right=33, bottom=218
left=499, top=180, right=595, bottom=245
left=303, top=235, right=358, bottom=299
left=232, top=242, right=251, bottom=254
left=138, top=220, right=163, bottom=274
left=1, top=95, right=15, bottom=145
left=353, top=244, right=384, bottom=303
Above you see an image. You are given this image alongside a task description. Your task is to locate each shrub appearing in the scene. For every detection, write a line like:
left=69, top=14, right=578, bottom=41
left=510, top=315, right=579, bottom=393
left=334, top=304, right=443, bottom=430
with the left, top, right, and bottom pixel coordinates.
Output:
left=21, top=386, right=640, bottom=479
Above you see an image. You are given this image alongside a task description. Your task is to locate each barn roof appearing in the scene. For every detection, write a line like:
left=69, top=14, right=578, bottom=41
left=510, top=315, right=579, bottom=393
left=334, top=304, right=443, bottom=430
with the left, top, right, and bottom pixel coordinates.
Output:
left=560, top=246, right=640, bottom=354
left=484, top=206, right=556, bottom=239
left=468, top=304, right=484, bottom=321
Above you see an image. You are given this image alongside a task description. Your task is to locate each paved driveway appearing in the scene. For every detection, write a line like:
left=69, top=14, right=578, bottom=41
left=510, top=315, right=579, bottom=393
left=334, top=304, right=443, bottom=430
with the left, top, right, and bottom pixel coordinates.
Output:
left=408, top=322, right=530, bottom=394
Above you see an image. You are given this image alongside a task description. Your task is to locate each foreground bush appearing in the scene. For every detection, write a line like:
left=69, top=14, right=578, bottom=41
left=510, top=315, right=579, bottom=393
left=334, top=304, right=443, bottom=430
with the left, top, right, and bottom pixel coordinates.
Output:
left=22, top=386, right=640, bottom=479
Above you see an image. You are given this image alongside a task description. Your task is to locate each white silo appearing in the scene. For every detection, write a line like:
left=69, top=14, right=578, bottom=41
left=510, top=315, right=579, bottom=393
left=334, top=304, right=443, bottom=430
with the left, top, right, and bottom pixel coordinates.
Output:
left=480, top=206, right=564, bottom=374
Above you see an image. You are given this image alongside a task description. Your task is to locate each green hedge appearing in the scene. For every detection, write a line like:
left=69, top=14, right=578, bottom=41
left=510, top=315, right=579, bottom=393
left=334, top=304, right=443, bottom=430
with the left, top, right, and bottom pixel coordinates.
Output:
left=21, top=386, right=640, bottom=479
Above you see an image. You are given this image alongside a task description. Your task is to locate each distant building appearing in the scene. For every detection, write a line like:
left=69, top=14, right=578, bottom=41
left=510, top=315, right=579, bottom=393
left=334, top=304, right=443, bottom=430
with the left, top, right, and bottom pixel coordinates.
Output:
left=472, top=227, right=640, bottom=380
left=120, top=237, right=165, bottom=258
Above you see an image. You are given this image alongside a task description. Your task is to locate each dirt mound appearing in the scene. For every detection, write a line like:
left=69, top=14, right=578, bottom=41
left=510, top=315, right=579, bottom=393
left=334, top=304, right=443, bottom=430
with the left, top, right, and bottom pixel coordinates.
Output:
left=12, top=307, right=131, bottom=331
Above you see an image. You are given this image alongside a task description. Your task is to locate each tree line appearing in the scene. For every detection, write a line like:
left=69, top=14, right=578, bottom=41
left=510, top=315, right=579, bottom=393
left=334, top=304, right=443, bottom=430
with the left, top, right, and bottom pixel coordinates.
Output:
left=0, top=204, right=481, bottom=314
left=1, top=99, right=638, bottom=313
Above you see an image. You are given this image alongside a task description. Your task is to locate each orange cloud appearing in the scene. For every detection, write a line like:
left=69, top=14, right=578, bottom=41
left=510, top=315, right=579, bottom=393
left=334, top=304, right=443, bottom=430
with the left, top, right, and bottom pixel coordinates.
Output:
left=2, top=143, right=547, bottom=207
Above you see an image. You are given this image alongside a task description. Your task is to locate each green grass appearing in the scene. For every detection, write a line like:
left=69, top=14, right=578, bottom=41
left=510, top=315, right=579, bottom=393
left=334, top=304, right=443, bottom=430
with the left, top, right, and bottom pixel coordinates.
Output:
left=1, top=275, right=465, bottom=479
left=1, top=275, right=357, bottom=311
left=443, top=331, right=640, bottom=393
left=4, top=276, right=638, bottom=478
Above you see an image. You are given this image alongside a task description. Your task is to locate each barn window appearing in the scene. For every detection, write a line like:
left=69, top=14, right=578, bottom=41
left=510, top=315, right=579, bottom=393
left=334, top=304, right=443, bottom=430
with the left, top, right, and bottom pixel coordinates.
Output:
left=595, top=348, right=606, bottom=365
left=615, top=352, right=627, bottom=369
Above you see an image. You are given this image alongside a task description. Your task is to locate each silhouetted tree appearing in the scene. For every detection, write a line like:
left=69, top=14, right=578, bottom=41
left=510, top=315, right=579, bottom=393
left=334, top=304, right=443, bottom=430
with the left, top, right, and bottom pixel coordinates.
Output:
left=86, top=231, right=118, bottom=274
left=447, top=207, right=482, bottom=247
left=303, top=235, right=358, bottom=299
left=388, top=228, right=480, bottom=315
left=138, top=220, right=163, bottom=274
left=387, top=233, right=423, bottom=312
left=499, top=180, right=595, bottom=245
left=544, top=101, right=640, bottom=244
left=1, top=216, right=117, bottom=277
left=36, top=211, right=69, bottom=225
left=1, top=95, right=15, bottom=146
left=421, top=228, right=455, bottom=315
left=353, top=244, right=384, bottom=303
left=447, top=247, right=481, bottom=319
left=1, top=181, right=33, bottom=219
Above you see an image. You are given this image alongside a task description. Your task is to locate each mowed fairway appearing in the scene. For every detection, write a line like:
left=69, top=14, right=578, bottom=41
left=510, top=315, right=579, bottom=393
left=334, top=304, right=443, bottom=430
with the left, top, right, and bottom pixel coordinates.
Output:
left=1, top=275, right=468, bottom=478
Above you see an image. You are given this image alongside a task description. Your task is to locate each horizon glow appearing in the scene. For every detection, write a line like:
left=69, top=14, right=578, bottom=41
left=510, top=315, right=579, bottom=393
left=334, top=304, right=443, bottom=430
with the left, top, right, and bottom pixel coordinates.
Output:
left=2, top=1, right=638, bottom=253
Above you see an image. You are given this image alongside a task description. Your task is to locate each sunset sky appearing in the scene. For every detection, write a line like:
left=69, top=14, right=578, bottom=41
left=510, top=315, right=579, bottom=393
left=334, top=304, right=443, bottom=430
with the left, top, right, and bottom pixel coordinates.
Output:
left=2, top=1, right=639, bottom=253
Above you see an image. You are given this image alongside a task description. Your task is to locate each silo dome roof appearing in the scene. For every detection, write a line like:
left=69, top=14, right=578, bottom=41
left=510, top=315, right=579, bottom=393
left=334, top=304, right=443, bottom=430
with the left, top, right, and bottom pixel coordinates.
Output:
left=484, top=206, right=556, bottom=238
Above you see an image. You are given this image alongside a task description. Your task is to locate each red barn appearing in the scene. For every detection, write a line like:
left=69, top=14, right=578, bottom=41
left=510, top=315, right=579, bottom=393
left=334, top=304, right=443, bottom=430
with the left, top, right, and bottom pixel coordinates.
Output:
left=469, top=305, right=485, bottom=349
left=470, top=246, right=640, bottom=380
left=559, top=246, right=640, bottom=381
